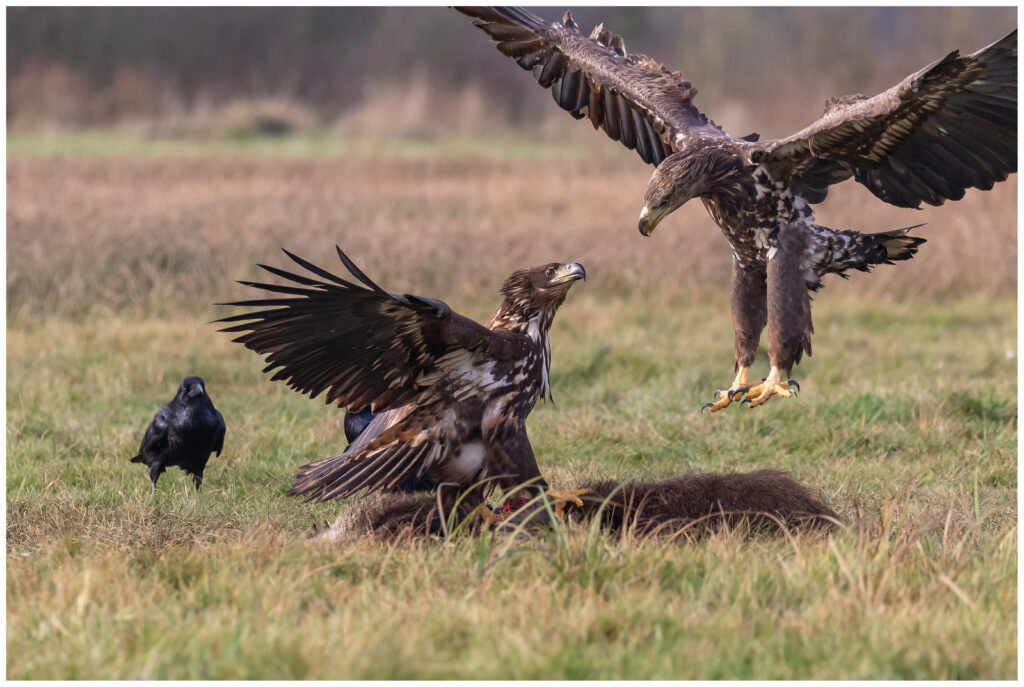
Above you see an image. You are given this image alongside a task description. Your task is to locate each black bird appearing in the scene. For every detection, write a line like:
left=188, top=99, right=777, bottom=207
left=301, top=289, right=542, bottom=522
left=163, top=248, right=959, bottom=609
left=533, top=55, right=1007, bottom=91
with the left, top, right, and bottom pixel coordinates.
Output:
left=131, top=376, right=226, bottom=492
left=344, top=408, right=375, bottom=444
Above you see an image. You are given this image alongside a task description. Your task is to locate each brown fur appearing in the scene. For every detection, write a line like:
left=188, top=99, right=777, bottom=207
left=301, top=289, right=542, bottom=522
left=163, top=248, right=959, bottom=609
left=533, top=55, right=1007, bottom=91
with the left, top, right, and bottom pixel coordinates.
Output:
left=320, top=469, right=838, bottom=542
left=572, top=469, right=838, bottom=537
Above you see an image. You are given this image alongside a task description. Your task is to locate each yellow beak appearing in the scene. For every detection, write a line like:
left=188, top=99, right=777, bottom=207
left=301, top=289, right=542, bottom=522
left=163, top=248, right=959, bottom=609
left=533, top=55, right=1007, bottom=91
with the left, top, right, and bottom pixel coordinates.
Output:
left=638, top=206, right=669, bottom=236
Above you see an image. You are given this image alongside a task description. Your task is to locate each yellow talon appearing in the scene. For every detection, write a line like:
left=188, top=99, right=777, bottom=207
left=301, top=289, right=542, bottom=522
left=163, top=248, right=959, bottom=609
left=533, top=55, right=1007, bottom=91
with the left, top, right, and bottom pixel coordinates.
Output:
left=545, top=488, right=589, bottom=519
left=740, top=368, right=799, bottom=408
left=703, top=366, right=798, bottom=412
left=474, top=503, right=509, bottom=527
left=702, top=366, right=754, bottom=413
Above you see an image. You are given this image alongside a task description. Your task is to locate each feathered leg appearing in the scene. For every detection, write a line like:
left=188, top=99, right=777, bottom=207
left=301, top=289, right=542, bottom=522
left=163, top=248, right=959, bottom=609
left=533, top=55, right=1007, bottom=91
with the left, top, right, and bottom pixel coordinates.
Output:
left=742, top=224, right=810, bottom=408
left=704, top=260, right=767, bottom=412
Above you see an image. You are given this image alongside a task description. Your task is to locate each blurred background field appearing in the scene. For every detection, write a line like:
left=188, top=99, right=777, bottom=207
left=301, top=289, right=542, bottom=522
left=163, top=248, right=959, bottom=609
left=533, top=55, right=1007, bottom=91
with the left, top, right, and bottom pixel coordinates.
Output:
left=6, top=6, right=1018, bottom=679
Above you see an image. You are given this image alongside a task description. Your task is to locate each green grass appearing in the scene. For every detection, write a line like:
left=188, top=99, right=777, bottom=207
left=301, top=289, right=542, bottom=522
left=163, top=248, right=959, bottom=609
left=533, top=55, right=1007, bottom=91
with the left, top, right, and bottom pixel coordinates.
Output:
left=7, top=293, right=1016, bottom=679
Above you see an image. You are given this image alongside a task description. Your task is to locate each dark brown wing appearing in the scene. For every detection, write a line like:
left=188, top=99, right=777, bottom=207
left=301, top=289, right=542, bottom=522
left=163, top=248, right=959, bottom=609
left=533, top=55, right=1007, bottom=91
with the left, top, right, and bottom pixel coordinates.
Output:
left=758, top=30, right=1016, bottom=208
left=457, top=6, right=726, bottom=166
left=217, top=247, right=524, bottom=413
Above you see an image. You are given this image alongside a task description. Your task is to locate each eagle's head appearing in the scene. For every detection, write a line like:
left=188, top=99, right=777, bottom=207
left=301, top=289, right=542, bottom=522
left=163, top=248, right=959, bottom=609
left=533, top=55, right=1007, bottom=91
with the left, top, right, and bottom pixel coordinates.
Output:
left=492, top=262, right=586, bottom=332
left=639, top=149, right=735, bottom=236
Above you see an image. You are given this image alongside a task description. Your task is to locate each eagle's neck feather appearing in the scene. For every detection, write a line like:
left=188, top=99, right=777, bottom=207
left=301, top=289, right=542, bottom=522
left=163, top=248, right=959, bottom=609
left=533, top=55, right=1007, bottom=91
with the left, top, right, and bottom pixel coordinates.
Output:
left=487, top=300, right=556, bottom=339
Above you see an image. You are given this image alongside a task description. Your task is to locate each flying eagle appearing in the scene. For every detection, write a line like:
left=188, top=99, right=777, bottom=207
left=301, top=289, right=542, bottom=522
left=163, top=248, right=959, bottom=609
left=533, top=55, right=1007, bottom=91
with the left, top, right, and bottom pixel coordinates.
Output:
left=458, top=7, right=1017, bottom=410
left=217, top=247, right=587, bottom=521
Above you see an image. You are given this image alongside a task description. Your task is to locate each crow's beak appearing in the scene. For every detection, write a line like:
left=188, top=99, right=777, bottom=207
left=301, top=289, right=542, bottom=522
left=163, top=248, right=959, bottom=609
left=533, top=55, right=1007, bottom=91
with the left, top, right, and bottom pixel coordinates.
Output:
left=188, top=383, right=205, bottom=398
left=551, top=262, right=587, bottom=284
left=638, top=205, right=669, bottom=237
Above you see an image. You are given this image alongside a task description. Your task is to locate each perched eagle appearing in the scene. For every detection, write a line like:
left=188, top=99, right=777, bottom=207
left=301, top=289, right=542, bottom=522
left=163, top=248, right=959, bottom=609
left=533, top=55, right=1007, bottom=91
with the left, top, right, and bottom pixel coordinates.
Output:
left=458, top=7, right=1017, bottom=410
left=218, top=247, right=587, bottom=520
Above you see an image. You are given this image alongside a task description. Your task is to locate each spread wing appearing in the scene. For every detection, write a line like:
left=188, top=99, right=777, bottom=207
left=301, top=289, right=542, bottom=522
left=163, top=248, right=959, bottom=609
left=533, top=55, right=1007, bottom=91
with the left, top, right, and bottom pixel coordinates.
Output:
left=217, top=247, right=523, bottom=414
left=757, top=29, right=1016, bottom=208
left=457, top=6, right=726, bottom=166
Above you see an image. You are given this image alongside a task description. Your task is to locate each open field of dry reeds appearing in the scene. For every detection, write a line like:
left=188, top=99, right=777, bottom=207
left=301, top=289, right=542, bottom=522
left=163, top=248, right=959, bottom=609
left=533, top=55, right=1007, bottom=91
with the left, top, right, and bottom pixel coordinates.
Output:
left=6, top=135, right=1017, bottom=678
left=6, top=136, right=1017, bottom=323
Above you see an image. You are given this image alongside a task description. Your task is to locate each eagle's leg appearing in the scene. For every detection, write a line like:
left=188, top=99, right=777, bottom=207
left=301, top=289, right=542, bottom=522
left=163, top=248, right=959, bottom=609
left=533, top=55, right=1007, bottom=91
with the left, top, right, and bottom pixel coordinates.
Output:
left=738, top=224, right=813, bottom=409
left=704, top=261, right=767, bottom=413
left=544, top=488, right=588, bottom=519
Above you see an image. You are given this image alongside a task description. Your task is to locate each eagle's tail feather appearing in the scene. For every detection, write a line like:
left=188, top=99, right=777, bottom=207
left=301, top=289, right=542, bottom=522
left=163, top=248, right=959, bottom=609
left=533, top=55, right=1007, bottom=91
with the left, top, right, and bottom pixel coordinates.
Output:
left=875, top=225, right=927, bottom=262
left=829, top=224, right=926, bottom=277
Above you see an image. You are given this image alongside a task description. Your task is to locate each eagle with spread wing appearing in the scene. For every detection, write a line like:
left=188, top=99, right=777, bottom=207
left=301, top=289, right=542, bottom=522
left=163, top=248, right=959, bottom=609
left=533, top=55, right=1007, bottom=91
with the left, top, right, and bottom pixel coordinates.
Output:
left=218, top=247, right=587, bottom=520
left=458, top=7, right=1017, bottom=411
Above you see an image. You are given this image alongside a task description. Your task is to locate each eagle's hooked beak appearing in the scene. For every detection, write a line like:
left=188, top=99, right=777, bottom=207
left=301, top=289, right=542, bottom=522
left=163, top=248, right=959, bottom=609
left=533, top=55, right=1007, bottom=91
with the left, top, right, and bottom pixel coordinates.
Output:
left=551, top=262, right=587, bottom=284
left=638, top=205, right=670, bottom=237
left=188, top=383, right=205, bottom=398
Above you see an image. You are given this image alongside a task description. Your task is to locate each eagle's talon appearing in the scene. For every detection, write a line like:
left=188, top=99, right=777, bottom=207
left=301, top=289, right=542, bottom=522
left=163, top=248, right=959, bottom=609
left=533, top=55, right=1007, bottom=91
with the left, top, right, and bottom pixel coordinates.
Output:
left=702, top=367, right=759, bottom=413
left=729, top=386, right=750, bottom=400
left=715, top=367, right=800, bottom=409
left=474, top=503, right=510, bottom=527
left=545, top=488, right=589, bottom=520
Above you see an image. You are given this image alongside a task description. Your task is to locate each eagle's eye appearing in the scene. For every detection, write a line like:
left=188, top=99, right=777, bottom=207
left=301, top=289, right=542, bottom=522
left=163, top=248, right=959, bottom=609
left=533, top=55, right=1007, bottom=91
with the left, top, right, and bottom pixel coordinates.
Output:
left=544, top=267, right=555, bottom=278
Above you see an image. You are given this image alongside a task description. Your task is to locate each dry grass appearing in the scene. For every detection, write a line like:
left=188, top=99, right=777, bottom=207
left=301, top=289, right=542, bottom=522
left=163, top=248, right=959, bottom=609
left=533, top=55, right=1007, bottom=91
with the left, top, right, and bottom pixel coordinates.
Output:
left=6, top=141, right=1016, bottom=324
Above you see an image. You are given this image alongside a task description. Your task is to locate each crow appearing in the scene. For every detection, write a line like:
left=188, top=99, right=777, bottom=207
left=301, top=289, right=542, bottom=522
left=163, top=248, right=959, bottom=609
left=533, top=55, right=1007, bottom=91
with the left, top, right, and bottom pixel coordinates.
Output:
left=131, top=376, right=226, bottom=492
left=343, top=408, right=375, bottom=444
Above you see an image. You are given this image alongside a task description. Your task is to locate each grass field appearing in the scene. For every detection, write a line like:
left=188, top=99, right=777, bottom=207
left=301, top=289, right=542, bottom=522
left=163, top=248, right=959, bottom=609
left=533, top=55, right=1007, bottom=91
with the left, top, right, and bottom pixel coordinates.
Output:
left=6, top=134, right=1017, bottom=678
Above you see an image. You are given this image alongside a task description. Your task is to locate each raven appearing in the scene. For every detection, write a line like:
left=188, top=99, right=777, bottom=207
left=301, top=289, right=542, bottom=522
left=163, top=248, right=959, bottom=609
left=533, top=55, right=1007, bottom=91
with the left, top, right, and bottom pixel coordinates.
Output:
left=131, top=376, right=226, bottom=492
left=343, top=408, right=375, bottom=444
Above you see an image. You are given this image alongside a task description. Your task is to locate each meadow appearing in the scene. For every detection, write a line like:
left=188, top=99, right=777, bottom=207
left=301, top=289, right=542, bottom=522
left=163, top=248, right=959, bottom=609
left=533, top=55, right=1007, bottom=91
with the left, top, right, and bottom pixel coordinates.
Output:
left=6, top=133, right=1017, bottom=678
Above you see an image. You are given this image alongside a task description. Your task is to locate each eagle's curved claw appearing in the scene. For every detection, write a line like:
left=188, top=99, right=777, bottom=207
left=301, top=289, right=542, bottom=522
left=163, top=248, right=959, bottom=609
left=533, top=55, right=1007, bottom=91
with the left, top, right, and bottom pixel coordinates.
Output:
left=741, top=373, right=799, bottom=408
left=474, top=503, right=510, bottom=528
left=545, top=488, right=589, bottom=520
left=702, top=367, right=758, bottom=413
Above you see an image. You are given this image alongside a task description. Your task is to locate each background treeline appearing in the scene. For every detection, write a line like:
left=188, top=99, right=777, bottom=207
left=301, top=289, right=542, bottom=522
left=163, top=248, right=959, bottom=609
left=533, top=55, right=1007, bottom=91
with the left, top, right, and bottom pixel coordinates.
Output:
left=7, top=6, right=1016, bottom=137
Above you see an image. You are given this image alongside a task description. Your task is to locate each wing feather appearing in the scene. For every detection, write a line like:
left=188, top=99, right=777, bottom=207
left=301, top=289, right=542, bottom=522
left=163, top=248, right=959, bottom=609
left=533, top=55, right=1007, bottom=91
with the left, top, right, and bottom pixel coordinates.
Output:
left=218, top=248, right=523, bottom=414
left=456, top=6, right=725, bottom=166
left=759, top=29, right=1016, bottom=208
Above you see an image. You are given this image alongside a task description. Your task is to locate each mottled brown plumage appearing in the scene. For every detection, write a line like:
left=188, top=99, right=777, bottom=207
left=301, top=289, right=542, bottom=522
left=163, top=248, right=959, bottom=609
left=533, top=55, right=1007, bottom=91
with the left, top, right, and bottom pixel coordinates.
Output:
left=458, top=7, right=1016, bottom=407
left=218, top=247, right=585, bottom=503
left=319, top=469, right=838, bottom=542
